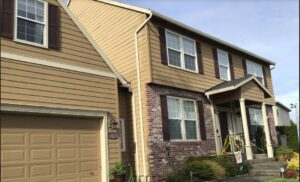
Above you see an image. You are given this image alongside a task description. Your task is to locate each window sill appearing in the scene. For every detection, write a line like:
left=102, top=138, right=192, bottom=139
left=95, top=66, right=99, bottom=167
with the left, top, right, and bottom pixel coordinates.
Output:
left=14, top=38, right=48, bottom=49
left=167, top=64, right=199, bottom=74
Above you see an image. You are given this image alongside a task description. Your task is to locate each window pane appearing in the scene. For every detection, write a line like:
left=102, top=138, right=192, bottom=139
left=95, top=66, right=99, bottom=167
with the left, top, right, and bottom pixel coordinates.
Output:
left=168, top=49, right=181, bottom=67
left=183, top=100, right=196, bottom=120
left=249, top=108, right=263, bottom=125
left=167, top=97, right=181, bottom=119
left=219, top=65, right=229, bottom=80
left=217, top=50, right=229, bottom=66
left=17, top=18, right=44, bottom=44
left=246, top=60, right=254, bottom=75
left=255, top=64, right=263, bottom=78
left=169, top=119, right=182, bottom=140
left=183, top=38, right=195, bottom=55
left=167, top=31, right=180, bottom=50
left=184, top=54, right=196, bottom=71
left=185, top=120, right=197, bottom=139
left=17, top=0, right=27, bottom=17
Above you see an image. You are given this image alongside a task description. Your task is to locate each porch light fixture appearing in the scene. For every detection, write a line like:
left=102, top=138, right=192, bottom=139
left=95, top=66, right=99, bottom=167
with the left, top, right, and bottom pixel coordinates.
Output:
left=109, top=119, right=119, bottom=129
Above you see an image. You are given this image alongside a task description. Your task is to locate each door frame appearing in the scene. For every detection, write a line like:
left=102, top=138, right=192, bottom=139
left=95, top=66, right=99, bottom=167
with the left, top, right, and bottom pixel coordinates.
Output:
left=1, top=103, right=109, bottom=182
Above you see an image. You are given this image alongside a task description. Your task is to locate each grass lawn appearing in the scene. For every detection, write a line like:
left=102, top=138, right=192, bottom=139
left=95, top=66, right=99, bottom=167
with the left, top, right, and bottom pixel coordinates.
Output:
left=264, top=178, right=299, bottom=182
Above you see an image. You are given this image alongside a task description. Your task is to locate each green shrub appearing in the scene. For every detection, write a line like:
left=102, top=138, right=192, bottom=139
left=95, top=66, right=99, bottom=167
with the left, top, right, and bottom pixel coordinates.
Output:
left=276, top=123, right=299, bottom=152
left=203, top=160, right=225, bottom=180
left=183, top=161, right=215, bottom=180
left=213, top=156, right=238, bottom=177
left=166, top=170, right=186, bottom=182
left=109, top=160, right=127, bottom=176
left=275, top=147, right=294, bottom=161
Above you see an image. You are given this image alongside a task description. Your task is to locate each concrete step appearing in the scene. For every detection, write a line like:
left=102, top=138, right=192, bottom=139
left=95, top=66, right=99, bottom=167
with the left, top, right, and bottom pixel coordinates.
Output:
left=254, top=154, right=268, bottom=159
left=250, top=169, right=281, bottom=177
left=252, top=161, right=287, bottom=170
left=251, top=157, right=275, bottom=164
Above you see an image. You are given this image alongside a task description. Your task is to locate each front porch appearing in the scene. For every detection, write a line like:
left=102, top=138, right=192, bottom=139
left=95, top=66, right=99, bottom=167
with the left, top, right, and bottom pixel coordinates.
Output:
left=205, top=76, right=277, bottom=160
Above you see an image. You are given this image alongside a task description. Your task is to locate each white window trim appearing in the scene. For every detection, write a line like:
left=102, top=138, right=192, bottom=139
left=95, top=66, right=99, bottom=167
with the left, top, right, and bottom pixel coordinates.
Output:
left=246, top=60, right=265, bottom=85
left=217, top=49, right=231, bottom=81
left=165, top=29, right=198, bottom=73
left=14, top=0, right=48, bottom=48
left=120, top=119, right=126, bottom=152
left=167, top=96, right=200, bottom=142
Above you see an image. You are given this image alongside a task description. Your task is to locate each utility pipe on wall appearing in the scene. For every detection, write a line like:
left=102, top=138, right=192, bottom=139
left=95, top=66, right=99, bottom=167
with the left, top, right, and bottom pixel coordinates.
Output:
left=134, top=12, right=153, bottom=181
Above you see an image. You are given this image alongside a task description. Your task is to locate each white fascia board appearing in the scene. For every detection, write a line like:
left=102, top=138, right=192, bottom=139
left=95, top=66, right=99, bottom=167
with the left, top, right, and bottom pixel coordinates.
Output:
left=1, top=52, right=116, bottom=78
left=58, top=0, right=129, bottom=87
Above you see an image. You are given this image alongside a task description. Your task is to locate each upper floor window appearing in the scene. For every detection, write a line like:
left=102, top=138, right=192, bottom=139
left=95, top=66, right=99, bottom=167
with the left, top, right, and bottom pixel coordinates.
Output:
left=217, top=49, right=231, bottom=81
left=166, top=30, right=198, bottom=72
left=15, top=0, right=47, bottom=47
left=246, top=60, right=264, bottom=85
left=167, top=96, right=199, bottom=141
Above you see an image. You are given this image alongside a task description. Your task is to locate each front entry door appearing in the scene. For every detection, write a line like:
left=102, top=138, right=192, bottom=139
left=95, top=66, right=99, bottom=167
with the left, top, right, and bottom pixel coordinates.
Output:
left=219, top=112, right=229, bottom=148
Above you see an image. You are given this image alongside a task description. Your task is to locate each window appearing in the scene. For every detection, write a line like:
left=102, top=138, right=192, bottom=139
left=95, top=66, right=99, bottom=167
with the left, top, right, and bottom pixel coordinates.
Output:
left=246, top=60, right=264, bottom=85
left=248, top=108, right=263, bottom=126
left=166, top=30, right=197, bottom=72
left=217, top=49, right=231, bottom=81
left=15, top=0, right=47, bottom=47
left=119, top=119, right=126, bottom=152
left=167, top=96, right=199, bottom=141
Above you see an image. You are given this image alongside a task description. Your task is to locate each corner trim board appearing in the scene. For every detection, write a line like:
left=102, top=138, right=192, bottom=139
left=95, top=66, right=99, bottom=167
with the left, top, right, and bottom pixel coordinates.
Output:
left=1, top=52, right=116, bottom=78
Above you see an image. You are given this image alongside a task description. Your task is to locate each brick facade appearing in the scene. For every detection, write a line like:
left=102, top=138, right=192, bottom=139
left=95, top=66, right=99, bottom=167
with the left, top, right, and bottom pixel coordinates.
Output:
left=145, top=84, right=216, bottom=181
left=267, top=106, right=278, bottom=147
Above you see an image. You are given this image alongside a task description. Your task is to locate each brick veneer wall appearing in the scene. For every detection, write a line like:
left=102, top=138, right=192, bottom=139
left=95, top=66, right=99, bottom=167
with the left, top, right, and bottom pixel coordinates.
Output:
left=267, top=106, right=278, bottom=147
left=145, top=84, right=216, bottom=181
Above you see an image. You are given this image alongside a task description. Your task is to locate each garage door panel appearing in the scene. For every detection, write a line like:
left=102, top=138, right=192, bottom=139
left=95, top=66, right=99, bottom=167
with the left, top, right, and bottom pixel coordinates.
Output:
left=1, top=132, right=26, bottom=147
left=1, top=149, right=26, bottom=163
left=30, top=133, right=53, bottom=146
left=79, top=133, right=98, bottom=145
left=56, top=162, right=77, bottom=176
left=1, top=165, right=26, bottom=180
left=57, top=133, right=76, bottom=145
left=30, top=149, right=53, bottom=162
left=57, top=148, right=76, bottom=160
left=1, top=113, right=101, bottom=182
left=29, top=163, right=54, bottom=178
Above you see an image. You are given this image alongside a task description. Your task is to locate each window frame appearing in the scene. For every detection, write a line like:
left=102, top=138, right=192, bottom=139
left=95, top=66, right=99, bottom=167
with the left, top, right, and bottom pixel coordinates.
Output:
left=246, top=60, right=265, bottom=85
left=119, top=119, right=126, bottom=152
left=167, top=96, right=200, bottom=142
left=217, top=49, right=231, bottom=81
left=14, top=0, right=48, bottom=48
left=165, top=29, right=198, bottom=73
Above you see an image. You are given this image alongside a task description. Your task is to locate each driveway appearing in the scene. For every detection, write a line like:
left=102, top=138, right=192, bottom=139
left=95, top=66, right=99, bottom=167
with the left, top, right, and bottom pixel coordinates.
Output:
left=221, top=176, right=275, bottom=182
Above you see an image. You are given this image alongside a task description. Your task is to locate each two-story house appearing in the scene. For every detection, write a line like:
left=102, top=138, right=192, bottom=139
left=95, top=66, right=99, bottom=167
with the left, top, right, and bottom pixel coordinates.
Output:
left=69, top=0, right=279, bottom=181
left=0, top=0, right=129, bottom=182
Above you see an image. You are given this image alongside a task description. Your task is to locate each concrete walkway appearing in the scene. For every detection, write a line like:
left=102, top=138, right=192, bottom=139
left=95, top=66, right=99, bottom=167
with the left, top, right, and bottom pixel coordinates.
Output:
left=221, top=176, right=275, bottom=182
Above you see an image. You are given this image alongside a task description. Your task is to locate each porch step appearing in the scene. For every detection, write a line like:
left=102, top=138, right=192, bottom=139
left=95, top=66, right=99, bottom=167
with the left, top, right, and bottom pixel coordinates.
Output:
left=251, top=157, right=275, bottom=164
left=250, top=169, right=281, bottom=176
left=254, top=154, right=268, bottom=159
left=250, top=159, right=287, bottom=177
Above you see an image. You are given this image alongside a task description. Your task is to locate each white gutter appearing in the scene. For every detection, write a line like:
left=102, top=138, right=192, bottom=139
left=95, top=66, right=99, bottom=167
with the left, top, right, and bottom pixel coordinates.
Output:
left=134, top=12, right=153, bottom=180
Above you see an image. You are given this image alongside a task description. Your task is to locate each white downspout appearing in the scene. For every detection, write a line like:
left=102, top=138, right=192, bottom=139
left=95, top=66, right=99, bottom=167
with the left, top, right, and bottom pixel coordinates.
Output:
left=134, top=12, right=153, bottom=181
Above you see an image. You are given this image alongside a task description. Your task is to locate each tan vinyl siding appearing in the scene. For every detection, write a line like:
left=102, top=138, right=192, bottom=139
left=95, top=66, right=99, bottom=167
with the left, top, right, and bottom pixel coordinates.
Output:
left=1, top=0, right=121, bottom=169
left=241, top=81, right=265, bottom=102
left=69, top=0, right=150, bottom=177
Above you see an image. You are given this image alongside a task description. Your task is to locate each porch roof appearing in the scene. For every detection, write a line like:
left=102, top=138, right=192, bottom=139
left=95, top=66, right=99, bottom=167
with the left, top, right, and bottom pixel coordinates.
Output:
left=205, top=76, right=273, bottom=98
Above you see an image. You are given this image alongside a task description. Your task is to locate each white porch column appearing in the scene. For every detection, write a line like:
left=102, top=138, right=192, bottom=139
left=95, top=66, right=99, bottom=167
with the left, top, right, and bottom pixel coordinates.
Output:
left=262, top=103, right=274, bottom=158
left=239, top=99, right=253, bottom=160
left=272, top=105, right=279, bottom=126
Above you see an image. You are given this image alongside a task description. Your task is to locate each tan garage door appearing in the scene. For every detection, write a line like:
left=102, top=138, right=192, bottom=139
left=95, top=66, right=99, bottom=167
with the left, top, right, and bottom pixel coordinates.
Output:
left=1, top=113, right=102, bottom=182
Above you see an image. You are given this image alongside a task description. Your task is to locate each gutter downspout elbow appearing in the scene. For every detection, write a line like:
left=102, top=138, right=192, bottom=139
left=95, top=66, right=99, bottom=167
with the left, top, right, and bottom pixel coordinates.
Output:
left=134, top=11, right=153, bottom=181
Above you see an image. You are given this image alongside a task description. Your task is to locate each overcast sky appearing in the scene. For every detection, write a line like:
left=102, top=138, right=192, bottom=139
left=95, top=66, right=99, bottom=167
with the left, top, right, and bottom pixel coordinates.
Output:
left=116, top=0, right=299, bottom=122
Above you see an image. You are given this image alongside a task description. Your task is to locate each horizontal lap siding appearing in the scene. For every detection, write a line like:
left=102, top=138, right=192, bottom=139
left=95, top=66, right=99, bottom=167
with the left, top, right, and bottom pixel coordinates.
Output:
left=1, top=58, right=117, bottom=112
left=69, top=0, right=149, bottom=176
left=241, top=81, right=265, bottom=102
